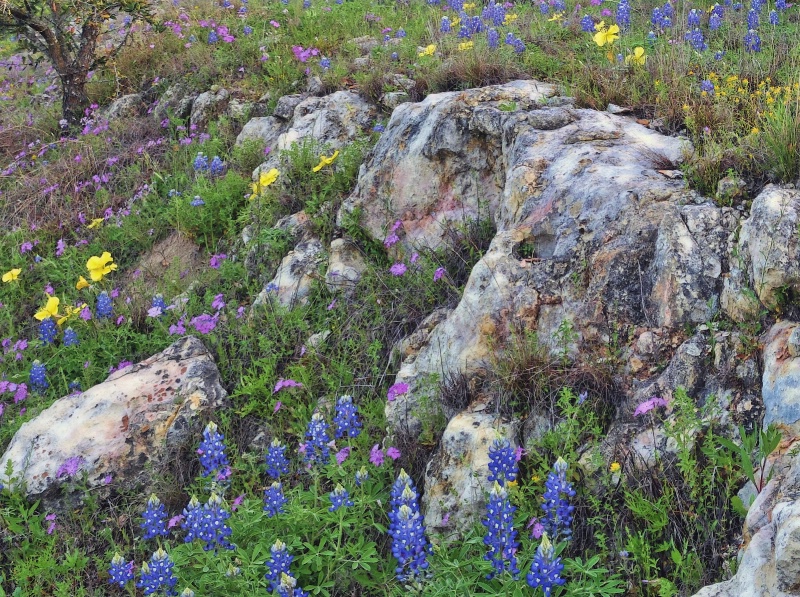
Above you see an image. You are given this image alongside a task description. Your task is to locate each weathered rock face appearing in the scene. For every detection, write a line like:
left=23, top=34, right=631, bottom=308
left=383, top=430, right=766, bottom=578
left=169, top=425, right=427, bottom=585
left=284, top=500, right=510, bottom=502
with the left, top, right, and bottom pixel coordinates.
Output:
left=0, top=337, right=227, bottom=497
left=190, top=87, right=230, bottom=130
left=154, top=83, right=198, bottom=122
left=252, top=238, right=326, bottom=308
left=242, top=91, right=376, bottom=174
left=738, top=185, right=800, bottom=310
left=692, top=447, right=800, bottom=597
left=350, top=80, right=730, bottom=441
left=104, top=93, right=145, bottom=119
left=325, top=238, right=367, bottom=294
left=763, top=321, right=800, bottom=436
left=422, top=406, right=519, bottom=536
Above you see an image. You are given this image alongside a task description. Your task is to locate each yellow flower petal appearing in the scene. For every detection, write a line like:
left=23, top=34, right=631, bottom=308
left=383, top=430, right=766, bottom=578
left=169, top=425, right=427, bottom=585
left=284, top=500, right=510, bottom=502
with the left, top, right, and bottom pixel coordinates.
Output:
left=2, top=268, right=21, bottom=283
left=34, top=296, right=60, bottom=321
left=87, top=217, right=105, bottom=229
left=86, top=251, right=117, bottom=282
left=311, top=151, right=340, bottom=173
left=76, top=276, right=90, bottom=290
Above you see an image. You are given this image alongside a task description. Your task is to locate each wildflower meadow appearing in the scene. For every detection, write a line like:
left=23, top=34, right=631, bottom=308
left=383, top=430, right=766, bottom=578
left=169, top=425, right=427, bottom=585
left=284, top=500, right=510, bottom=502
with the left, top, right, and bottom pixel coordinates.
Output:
left=0, top=0, right=796, bottom=592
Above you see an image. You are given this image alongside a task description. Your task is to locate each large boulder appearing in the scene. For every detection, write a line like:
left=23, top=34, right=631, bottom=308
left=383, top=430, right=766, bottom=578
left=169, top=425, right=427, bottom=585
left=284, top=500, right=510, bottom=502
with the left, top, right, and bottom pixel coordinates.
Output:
left=190, top=87, right=230, bottom=130
left=763, top=321, right=800, bottom=436
left=0, top=337, right=227, bottom=497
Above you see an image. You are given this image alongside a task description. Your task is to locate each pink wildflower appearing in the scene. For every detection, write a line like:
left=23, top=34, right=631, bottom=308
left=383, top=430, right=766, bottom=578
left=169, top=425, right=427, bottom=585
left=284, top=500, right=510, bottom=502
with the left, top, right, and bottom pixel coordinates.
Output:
left=387, top=382, right=409, bottom=402
left=633, top=396, right=669, bottom=417
left=190, top=313, right=217, bottom=334
left=369, top=444, right=384, bottom=466
left=336, top=447, right=352, bottom=465
left=274, top=378, right=303, bottom=393
left=386, top=447, right=401, bottom=460
left=389, top=262, right=407, bottom=276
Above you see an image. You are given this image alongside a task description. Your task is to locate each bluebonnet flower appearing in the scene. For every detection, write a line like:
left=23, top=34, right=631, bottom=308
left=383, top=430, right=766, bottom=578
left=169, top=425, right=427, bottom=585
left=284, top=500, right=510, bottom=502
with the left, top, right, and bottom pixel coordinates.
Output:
left=138, top=548, right=178, bottom=596
left=63, top=327, right=79, bottom=346
left=526, top=534, right=565, bottom=596
left=711, top=3, right=725, bottom=17
left=396, top=28, right=406, bottom=38
left=661, top=16, right=672, bottom=27
left=152, top=294, right=168, bottom=315
left=193, top=152, right=209, bottom=172
left=140, top=494, right=169, bottom=540
left=207, top=30, right=218, bottom=43
left=265, top=539, right=295, bottom=592
left=440, top=16, right=451, bottom=33
left=685, top=28, right=707, bottom=51
left=616, top=0, right=631, bottom=29
left=488, top=438, right=518, bottom=486
left=709, top=13, right=723, bottom=29
left=733, top=2, right=743, bottom=9
left=197, top=493, right=234, bottom=551
left=303, top=0, right=311, bottom=7
left=304, top=413, right=331, bottom=467
left=581, top=15, right=595, bottom=31
left=687, top=8, right=702, bottom=27
left=243, top=25, right=253, bottom=35
left=96, top=291, right=113, bottom=318
left=320, top=57, right=331, bottom=70
left=108, top=553, right=134, bottom=588
left=662, top=0, right=674, bottom=18
left=483, top=482, right=519, bottom=579
left=68, top=380, right=82, bottom=393
left=372, top=123, right=385, bottom=133
left=777, top=0, right=788, bottom=10
left=266, top=439, right=290, bottom=478
left=487, top=28, right=499, bottom=48
left=751, top=0, right=764, bottom=11
left=769, top=9, right=779, bottom=23
left=551, top=0, right=565, bottom=12
left=276, top=573, right=309, bottom=597
left=747, top=9, right=759, bottom=29
left=646, top=30, right=657, bottom=45
left=391, top=52, right=399, bottom=61
left=333, top=395, right=362, bottom=439
left=492, top=4, right=506, bottom=26
left=744, top=29, right=761, bottom=52
left=29, top=360, right=48, bottom=393
left=181, top=496, right=203, bottom=542
left=541, top=458, right=576, bottom=541
left=389, top=494, right=430, bottom=581
left=329, top=484, right=354, bottom=512
left=458, top=24, right=471, bottom=38
left=714, top=50, right=726, bottom=60
left=449, top=0, right=463, bottom=10
left=198, top=421, right=230, bottom=479
left=209, top=156, right=225, bottom=177
left=539, top=1, right=549, bottom=14
left=38, top=317, right=57, bottom=344
left=264, top=481, right=288, bottom=517
left=390, top=469, right=419, bottom=510
left=700, top=80, right=715, bottom=95
left=355, top=466, right=369, bottom=486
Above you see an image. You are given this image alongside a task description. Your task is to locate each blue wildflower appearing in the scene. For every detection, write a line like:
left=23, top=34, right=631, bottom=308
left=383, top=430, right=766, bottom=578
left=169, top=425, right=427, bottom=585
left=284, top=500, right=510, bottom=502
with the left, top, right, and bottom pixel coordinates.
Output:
left=266, top=439, right=290, bottom=478
left=541, top=458, right=576, bottom=541
left=207, top=30, right=218, bottom=43
left=96, top=291, right=113, bottom=319
left=747, top=8, right=759, bottom=29
left=138, top=548, right=178, bottom=596
left=581, top=15, right=595, bottom=32
left=526, top=534, right=565, bottom=596
left=181, top=496, right=203, bottom=543
left=744, top=28, right=761, bottom=52
left=209, top=156, right=225, bottom=177
left=193, top=152, right=209, bottom=172
left=662, top=1, right=674, bottom=18
left=396, top=28, right=406, bottom=38
left=38, top=317, right=57, bottom=344
left=29, top=360, right=48, bottom=393
left=320, top=57, right=331, bottom=70
left=440, top=16, right=451, bottom=33
left=488, top=438, right=518, bottom=486
left=108, top=553, right=134, bottom=588
left=243, top=25, right=253, bottom=35
left=198, top=493, right=234, bottom=551
left=714, top=50, right=726, bottom=60
left=152, top=294, right=168, bottom=314
left=487, top=27, right=499, bottom=48
left=685, top=28, right=707, bottom=51
left=551, top=0, right=565, bottom=12
left=62, top=327, right=78, bottom=346
left=616, top=0, right=631, bottom=29
left=700, top=80, right=715, bottom=95
left=198, top=421, right=231, bottom=479
left=265, top=539, right=295, bottom=592
left=769, top=9, right=779, bottom=24
left=777, top=0, right=788, bottom=10
left=276, top=573, right=309, bottom=597
left=329, top=484, right=354, bottom=512
left=303, top=0, right=310, bottom=7
left=389, top=486, right=430, bottom=582
left=458, top=24, right=471, bottom=38
left=709, top=13, right=723, bottom=29
left=539, top=1, right=549, bottom=14
left=263, top=481, right=288, bottom=517
left=303, top=413, right=331, bottom=467
left=355, top=466, right=369, bottom=486
left=333, top=395, right=362, bottom=439
left=483, top=482, right=519, bottom=579
left=140, top=494, right=169, bottom=541
left=688, top=8, right=702, bottom=27
left=391, top=52, right=399, bottom=61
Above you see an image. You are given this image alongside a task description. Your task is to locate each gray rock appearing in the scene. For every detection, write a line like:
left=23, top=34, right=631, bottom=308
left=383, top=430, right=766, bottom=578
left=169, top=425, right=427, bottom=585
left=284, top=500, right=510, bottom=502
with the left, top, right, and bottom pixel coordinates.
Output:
left=153, top=83, right=198, bottom=122
left=235, top=116, right=288, bottom=147
left=325, top=238, right=367, bottom=294
left=762, top=321, right=800, bottom=435
left=104, top=93, right=145, bottom=119
left=273, top=94, right=305, bottom=121
left=0, top=337, right=227, bottom=497
left=381, top=91, right=409, bottom=109
left=348, top=35, right=379, bottom=54
left=738, top=185, right=800, bottom=309
left=252, top=238, right=326, bottom=308
left=190, top=87, right=230, bottom=130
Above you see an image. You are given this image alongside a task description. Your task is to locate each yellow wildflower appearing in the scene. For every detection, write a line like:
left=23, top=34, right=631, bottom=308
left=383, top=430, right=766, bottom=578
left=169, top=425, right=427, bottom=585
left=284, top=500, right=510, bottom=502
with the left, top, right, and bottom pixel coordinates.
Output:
left=593, top=23, right=619, bottom=47
left=751, top=127, right=760, bottom=134
left=531, top=474, right=541, bottom=483
left=625, top=46, right=646, bottom=66
left=76, top=276, right=90, bottom=290
left=506, top=479, right=519, bottom=489
left=504, top=13, right=518, bottom=24
left=418, top=44, right=436, bottom=57
left=86, top=251, right=117, bottom=282
left=58, top=303, right=86, bottom=326
left=251, top=168, right=280, bottom=196
left=548, top=12, right=564, bottom=21
left=2, top=268, right=21, bottom=283
left=35, top=296, right=61, bottom=321
left=462, top=2, right=476, bottom=8
left=610, top=461, right=621, bottom=473
left=458, top=41, right=474, bottom=51
left=87, top=217, right=105, bottom=229
left=312, top=150, right=340, bottom=173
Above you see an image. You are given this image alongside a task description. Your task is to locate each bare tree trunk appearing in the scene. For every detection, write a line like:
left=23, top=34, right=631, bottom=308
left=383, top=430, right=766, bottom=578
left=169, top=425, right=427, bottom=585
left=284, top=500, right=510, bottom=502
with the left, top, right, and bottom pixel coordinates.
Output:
left=61, top=72, right=89, bottom=125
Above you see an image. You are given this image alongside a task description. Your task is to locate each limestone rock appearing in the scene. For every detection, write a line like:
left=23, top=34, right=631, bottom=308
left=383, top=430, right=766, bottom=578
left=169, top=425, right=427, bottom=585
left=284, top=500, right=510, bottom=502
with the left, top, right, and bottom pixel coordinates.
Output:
left=190, top=87, right=230, bottom=130
left=0, top=337, right=227, bottom=497
left=252, top=238, right=326, bottom=308
left=235, top=116, right=288, bottom=147
left=762, top=321, right=800, bottom=436
left=738, top=185, right=800, bottom=309
left=422, top=407, right=519, bottom=536
left=104, top=93, right=145, bottom=119
left=325, top=238, right=367, bottom=294
left=154, top=83, right=198, bottom=123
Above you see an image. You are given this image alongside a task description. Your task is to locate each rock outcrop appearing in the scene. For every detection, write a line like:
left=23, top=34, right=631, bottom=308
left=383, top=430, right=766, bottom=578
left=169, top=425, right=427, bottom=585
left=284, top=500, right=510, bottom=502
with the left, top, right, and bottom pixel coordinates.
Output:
left=0, top=337, right=227, bottom=497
